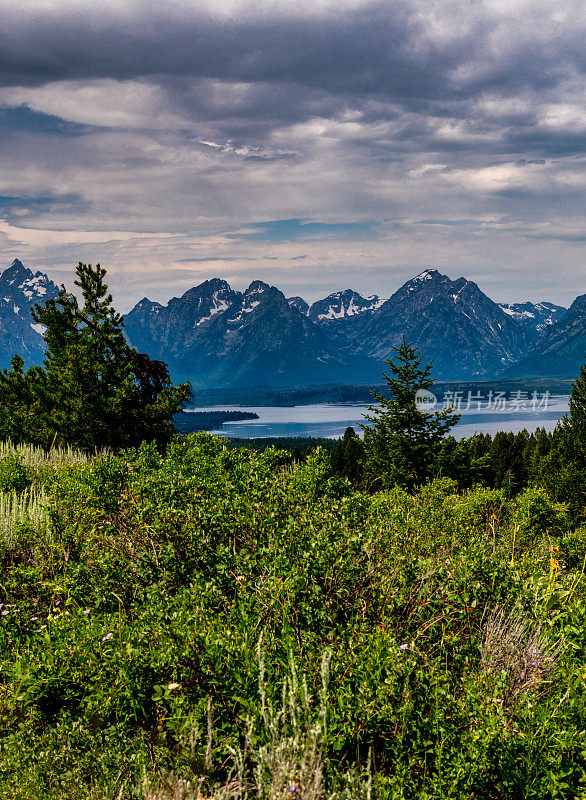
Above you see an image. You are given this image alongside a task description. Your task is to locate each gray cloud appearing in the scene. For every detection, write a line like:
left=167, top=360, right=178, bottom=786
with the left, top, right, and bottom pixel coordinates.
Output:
left=0, top=0, right=582, bottom=307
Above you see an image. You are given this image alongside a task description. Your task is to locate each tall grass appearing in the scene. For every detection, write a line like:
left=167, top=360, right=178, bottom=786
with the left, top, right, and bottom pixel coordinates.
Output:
left=140, top=648, right=371, bottom=800
left=0, top=485, right=51, bottom=550
left=0, top=439, right=91, bottom=469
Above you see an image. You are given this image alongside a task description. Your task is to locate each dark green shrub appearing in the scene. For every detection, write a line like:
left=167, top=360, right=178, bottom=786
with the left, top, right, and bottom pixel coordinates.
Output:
left=0, top=453, right=31, bottom=493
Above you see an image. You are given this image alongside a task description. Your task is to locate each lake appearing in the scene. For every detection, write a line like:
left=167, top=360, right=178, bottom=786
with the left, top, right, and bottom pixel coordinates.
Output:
left=190, top=393, right=570, bottom=439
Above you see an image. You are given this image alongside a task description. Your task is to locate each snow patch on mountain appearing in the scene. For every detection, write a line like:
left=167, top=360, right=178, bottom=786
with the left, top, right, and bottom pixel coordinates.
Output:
left=498, top=302, right=567, bottom=335
left=309, top=290, right=386, bottom=323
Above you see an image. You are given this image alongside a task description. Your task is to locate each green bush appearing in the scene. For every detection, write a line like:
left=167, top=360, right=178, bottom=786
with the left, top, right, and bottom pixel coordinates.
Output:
left=511, top=486, right=570, bottom=541
left=0, top=453, right=31, bottom=493
left=0, top=433, right=583, bottom=798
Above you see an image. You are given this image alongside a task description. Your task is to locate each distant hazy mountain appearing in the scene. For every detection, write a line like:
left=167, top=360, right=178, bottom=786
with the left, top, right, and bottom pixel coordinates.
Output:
left=308, top=290, right=385, bottom=323
left=287, top=296, right=310, bottom=315
left=125, top=269, right=544, bottom=385
left=124, top=279, right=355, bottom=388
left=346, top=269, right=533, bottom=380
left=501, top=294, right=586, bottom=379
left=1, top=259, right=582, bottom=387
left=498, top=301, right=567, bottom=340
left=0, top=259, right=59, bottom=369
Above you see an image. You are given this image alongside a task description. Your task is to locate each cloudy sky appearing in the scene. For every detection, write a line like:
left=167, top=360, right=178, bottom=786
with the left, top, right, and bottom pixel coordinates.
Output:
left=0, top=0, right=584, bottom=310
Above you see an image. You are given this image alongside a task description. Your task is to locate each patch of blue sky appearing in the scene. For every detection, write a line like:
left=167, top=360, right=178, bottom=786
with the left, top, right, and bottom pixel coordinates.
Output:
left=0, top=105, right=93, bottom=136
left=230, top=218, right=378, bottom=242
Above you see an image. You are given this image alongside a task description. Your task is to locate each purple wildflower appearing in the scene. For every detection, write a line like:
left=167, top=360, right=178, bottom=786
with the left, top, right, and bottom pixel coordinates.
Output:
left=1, top=611, right=8, bottom=616
left=31, top=616, right=38, bottom=621
left=399, top=644, right=408, bottom=650
left=83, top=609, right=90, bottom=614
left=102, top=632, right=113, bottom=642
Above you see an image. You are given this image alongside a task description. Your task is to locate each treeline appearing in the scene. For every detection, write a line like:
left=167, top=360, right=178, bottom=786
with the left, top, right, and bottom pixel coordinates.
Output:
left=331, top=425, right=564, bottom=492
left=226, top=426, right=576, bottom=509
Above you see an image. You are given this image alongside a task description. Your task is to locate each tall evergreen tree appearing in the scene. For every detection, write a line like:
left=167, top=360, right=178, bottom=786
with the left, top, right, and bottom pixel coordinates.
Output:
left=331, top=426, right=364, bottom=484
left=361, top=338, right=459, bottom=490
left=540, top=356, right=586, bottom=523
left=0, top=262, right=191, bottom=450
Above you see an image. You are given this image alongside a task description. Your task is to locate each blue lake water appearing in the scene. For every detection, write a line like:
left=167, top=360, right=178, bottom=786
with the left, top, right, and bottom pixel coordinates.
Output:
left=190, top=394, right=570, bottom=440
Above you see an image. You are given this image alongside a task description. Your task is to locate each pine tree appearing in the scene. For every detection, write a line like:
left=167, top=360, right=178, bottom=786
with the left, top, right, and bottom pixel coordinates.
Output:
left=539, top=356, right=586, bottom=523
left=0, top=356, right=49, bottom=445
left=565, top=360, right=586, bottom=449
left=361, top=338, right=459, bottom=490
left=331, top=426, right=364, bottom=484
left=0, top=262, right=191, bottom=450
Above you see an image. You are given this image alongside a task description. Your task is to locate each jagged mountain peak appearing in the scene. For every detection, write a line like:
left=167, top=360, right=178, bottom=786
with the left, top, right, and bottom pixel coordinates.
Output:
left=568, top=293, right=586, bottom=313
left=245, top=280, right=273, bottom=295
left=2, top=259, right=36, bottom=284
left=0, top=259, right=59, bottom=304
left=287, top=296, right=309, bottom=315
left=133, top=297, right=163, bottom=313
left=501, top=292, right=586, bottom=379
left=412, top=268, right=443, bottom=282
left=179, top=277, right=233, bottom=302
left=309, top=289, right=385, bottom=323
left=0, top=259, right=60, bottom=368
left=396, top=269, right=463, bottom=298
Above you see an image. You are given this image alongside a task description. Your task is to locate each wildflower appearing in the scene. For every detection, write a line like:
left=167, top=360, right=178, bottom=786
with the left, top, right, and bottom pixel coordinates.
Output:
left=168, top=682, right=181, bottom=690
left=83, top=609, right=90, bottom=614
left=102, top=632, right=113, bottom=642
left=399, top=643, right=408, bottom=650
left=198, top=777, right=206, bottom=783
left=31, top=616, right=38, bottom=621
left=1, top=611, right=8, bottom=616
left=55, top=600, right=61, bottom=606
left=35, top=627, right=44, bottom=633
left=288, top=784, right=298, bottom=794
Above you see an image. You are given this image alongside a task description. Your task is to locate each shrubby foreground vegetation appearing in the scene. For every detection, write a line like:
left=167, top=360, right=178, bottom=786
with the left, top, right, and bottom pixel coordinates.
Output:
left=0, top=264, right=585, bottom=798
left=0, top=432, right=586, bottom=798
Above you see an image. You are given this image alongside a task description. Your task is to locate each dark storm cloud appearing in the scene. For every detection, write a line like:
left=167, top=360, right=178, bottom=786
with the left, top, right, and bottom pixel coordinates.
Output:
left=0, top=3, right=447, bottom=95
left=0, top=1, right=583, bottom=164
left=0, top=1, right=583, bottom=307
left=0, top=2, right=582, bottom=102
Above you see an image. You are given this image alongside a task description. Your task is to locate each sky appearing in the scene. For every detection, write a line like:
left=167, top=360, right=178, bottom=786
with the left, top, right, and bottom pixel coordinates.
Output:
left=0, top=0, right=584, bottom=311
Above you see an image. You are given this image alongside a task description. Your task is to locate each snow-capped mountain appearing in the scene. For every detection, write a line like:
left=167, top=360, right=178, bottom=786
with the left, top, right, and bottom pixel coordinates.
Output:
left=1, top=260, right=582, bottom=386
left=501, top=294, right=586, bottom=379
left=498, top=301, right=567, bottom=339
left=308, top=290, right=385, bottom=323
left=124, top=279, right=355, bottom=388
left=0, top=259, right=60, bottom=369
left=287, top=296, right=310, bottom=315
left=124, top=269, right=547, bottom=385
left=350, top=269, right=533, bottom=379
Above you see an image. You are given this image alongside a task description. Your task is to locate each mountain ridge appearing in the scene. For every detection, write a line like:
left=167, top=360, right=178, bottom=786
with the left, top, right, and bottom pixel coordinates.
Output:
left=0, top=260, right=583, bottom=386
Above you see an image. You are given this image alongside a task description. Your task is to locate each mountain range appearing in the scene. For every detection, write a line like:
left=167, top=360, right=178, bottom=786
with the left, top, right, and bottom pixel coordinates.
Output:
left=0, top=259, right=584, bottom=388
